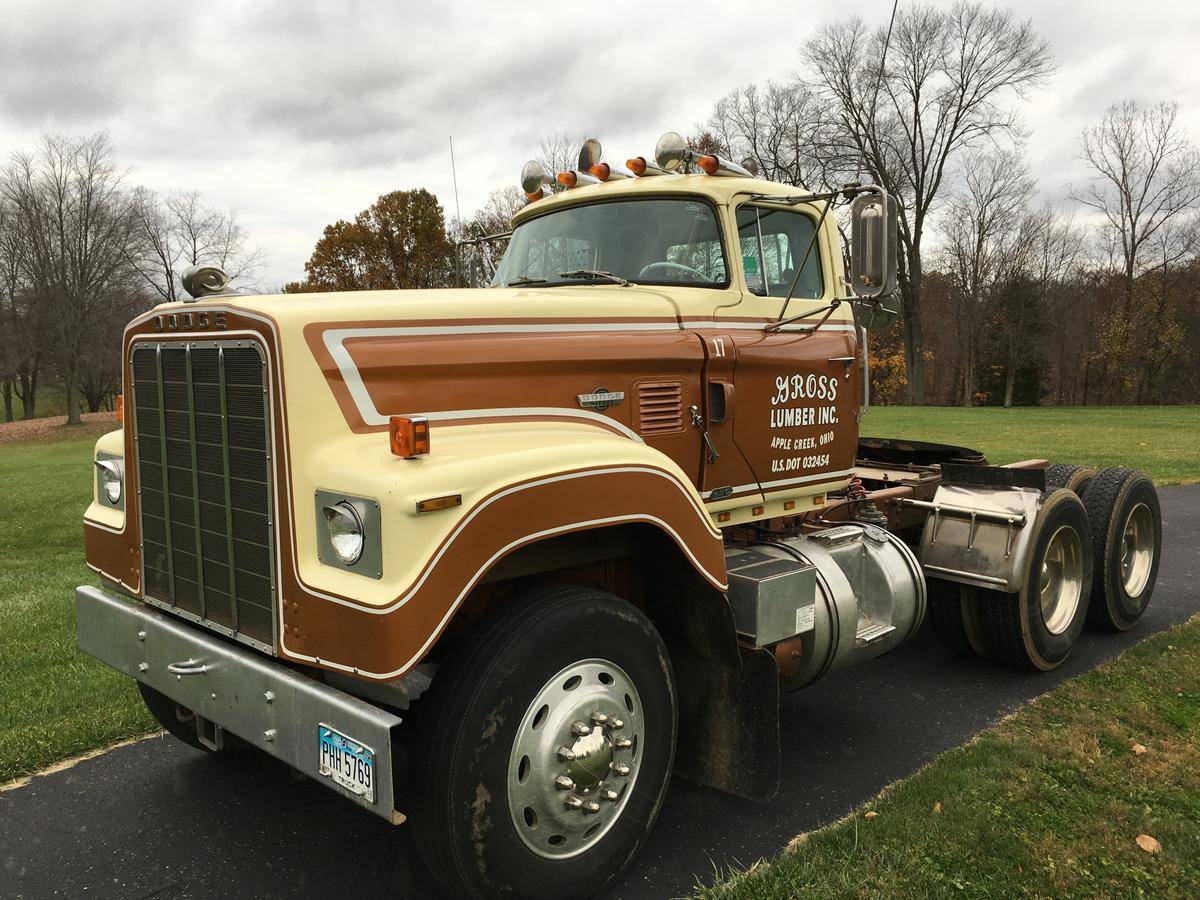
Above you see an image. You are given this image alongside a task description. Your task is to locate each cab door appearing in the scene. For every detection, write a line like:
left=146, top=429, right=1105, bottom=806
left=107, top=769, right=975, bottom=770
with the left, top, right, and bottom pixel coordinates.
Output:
left=717, top=202, right=861, bottom=498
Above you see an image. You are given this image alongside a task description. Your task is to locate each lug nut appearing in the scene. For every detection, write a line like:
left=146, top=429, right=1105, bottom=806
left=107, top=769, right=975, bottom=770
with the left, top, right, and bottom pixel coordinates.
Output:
left=571, top=721, right=591, bottom=736
left=583, top=801, right=601, bottom=814
left=557, top=746, right=576, bottom=761
left=614, top=737, right=633, bottom=750
left=590, top=711, right=609, bottom=726
left=554, top=775, right=575, bottom=791
left=610, top=719, right=624, bottom=730
left=612, top=763, right=631, bottom=777
left=564, top=795, right=583, bottom=810
left=601, top=789, right=619, bottom=802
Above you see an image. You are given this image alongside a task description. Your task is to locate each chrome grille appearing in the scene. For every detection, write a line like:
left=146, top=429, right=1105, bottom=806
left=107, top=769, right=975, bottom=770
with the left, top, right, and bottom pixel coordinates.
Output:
left=130, top=341, right=275, bottom=651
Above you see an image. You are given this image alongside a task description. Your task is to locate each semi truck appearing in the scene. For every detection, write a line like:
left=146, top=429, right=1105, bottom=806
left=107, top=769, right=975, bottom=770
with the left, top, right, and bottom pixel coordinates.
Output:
left=76, top=132, right=1163, bottom=898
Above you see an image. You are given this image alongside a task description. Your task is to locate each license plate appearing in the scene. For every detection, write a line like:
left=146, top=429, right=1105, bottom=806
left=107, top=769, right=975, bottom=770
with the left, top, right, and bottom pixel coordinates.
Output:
left=318, top=724, right=376, bottom=803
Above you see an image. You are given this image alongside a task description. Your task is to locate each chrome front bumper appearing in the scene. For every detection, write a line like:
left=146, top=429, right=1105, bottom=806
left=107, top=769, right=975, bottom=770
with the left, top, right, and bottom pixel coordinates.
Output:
left=75, top=585, right=405, bottom=824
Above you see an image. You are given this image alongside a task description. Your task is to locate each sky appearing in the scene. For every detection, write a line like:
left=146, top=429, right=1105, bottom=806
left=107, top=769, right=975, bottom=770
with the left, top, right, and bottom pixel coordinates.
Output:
left=2, top=0, right=1198, bottom=289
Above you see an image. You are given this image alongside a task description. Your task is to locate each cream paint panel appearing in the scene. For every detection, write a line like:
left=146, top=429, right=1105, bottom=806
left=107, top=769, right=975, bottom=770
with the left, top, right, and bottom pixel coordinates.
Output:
left=84, top=428, right=126, bottom=533
left=291, top=423, right=719, bottom=607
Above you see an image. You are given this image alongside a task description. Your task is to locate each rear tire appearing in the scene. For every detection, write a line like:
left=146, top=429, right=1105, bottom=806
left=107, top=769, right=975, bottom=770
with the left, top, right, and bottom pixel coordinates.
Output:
left=927, top=580, right=996, bottom=659
left=1083, top=468, right=1162, bottom=631
left=1045, top=463, right=1095, bottom=496
left=978, top=489, right=1093, bottom=670
left=408, top=585, right=676, bottom=899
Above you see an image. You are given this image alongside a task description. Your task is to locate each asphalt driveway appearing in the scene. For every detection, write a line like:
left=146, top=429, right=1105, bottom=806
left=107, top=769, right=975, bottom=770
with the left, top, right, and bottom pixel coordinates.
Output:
left=2, top=487, right=1196, bottom=900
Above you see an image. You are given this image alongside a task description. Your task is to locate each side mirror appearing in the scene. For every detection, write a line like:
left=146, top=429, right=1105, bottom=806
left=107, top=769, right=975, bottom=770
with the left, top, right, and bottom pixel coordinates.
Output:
left=849, top=191, right=897, bottom=301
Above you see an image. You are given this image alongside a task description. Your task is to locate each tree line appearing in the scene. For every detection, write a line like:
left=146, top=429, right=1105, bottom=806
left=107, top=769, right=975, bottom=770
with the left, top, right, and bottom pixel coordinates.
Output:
left=0, top=133, right=263, bottom=424
left=8, top=3, right=1195, bottom=417
left=286, top=5, right=1199, bottom=407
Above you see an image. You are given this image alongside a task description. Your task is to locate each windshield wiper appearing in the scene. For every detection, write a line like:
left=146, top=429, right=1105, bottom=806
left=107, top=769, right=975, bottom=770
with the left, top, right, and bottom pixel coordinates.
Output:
left=505, top=275, right=549, bottom=286
left=557, top=269, right=631, bottom=287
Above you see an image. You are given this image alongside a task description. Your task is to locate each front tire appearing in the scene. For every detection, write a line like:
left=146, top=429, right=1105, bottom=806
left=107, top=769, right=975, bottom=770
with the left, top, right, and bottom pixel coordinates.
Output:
left=408, top=585, right=676, bottom=899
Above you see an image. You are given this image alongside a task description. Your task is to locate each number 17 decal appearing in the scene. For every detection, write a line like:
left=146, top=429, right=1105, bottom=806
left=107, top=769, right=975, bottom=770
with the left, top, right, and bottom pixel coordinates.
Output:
left=711, top=337, right=726, bottom=357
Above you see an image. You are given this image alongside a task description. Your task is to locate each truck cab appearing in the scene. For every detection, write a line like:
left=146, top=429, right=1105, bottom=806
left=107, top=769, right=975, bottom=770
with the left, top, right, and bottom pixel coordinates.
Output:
left=75, top=133, right=1162, bottom=900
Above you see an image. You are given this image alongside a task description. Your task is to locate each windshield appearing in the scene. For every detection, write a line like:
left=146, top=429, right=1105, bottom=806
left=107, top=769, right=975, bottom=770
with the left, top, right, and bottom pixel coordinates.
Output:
left=491, top=198, right=728, bottom=288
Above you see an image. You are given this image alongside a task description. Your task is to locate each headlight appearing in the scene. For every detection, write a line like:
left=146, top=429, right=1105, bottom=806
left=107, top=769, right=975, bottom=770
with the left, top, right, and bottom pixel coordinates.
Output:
left=95, top=458, right=124, bottom=507
left=323, top=501, right=364, bottom=564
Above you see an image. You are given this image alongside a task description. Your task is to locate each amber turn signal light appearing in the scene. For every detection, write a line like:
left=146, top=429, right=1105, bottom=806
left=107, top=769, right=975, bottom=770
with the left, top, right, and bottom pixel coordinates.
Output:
left=556, top=171, right=578, bottom=188
left=590, top=163, right=611, bottom=181
left=116, top=395, right=124, bottom=425
left=389, top=415, right=430, bottom=458
left=696, top=155, right=719, bottom=175
left=627, top=157, right=647, bottom=175
left=416, top=494, right=462, bottom=514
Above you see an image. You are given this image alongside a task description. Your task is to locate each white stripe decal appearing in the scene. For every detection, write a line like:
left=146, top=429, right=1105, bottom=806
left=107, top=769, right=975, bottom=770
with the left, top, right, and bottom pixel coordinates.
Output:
left=323, top=323, right=679, bottom=433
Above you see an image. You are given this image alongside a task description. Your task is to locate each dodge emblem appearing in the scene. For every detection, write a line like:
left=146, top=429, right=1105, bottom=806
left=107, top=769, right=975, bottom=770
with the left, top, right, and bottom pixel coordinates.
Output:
left=577, top=388, right=625, bottom=411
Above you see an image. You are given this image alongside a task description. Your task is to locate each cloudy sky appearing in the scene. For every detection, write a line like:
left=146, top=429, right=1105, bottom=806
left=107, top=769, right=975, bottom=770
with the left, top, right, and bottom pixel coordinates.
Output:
left=2, top=0, right=1198, bottom=288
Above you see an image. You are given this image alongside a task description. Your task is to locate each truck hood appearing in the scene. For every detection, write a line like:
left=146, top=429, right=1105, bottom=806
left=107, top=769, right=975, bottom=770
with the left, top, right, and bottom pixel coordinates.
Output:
left=156, top=285, right=692, bottom=329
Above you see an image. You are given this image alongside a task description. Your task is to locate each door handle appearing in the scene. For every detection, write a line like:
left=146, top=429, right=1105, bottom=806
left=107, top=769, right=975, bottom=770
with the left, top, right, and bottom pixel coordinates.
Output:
left=708, top=381, right=734, bottom=424
left=690, top=405, right=720, bottom=464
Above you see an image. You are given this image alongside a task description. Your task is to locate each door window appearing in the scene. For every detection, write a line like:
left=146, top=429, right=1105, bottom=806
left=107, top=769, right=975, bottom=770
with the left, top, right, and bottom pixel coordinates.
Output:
left=736, top=206, right=824, bottom=300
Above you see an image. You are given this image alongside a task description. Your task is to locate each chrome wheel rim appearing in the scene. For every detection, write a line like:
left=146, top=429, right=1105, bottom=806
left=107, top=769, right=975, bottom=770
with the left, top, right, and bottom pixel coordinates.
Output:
left=1120, top=503, right=1155, bottom=596
left=506, top=658, right=642, bottom=860
left=1039, top=525, right=1084, bottom=635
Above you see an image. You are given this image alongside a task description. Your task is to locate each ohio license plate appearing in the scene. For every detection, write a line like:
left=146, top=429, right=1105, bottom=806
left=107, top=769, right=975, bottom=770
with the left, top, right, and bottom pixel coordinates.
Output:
left=318, top=724, right=376, bottom=803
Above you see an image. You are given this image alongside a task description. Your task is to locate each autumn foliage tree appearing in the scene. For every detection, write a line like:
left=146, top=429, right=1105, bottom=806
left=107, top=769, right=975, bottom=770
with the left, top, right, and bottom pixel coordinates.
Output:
left=286, top=189, right=454, bottom=293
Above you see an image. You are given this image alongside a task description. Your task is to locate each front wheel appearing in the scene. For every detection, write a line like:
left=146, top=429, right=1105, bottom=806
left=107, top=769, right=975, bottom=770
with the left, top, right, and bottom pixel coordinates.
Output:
left=408, top=585, right=677, bottom=899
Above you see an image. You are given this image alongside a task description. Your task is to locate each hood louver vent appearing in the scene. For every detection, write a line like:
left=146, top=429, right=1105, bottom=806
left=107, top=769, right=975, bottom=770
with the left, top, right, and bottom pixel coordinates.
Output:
left=637, top=381, right=684, bottom=435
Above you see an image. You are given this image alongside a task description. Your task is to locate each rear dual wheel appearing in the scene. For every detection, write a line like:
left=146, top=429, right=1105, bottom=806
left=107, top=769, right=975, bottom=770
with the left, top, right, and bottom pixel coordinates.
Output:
left=1045, top=463, right=1095, bottom=496
left=930, top=489, right=1093, bottom=671
left=1084, top=468, right=1162, bottom=631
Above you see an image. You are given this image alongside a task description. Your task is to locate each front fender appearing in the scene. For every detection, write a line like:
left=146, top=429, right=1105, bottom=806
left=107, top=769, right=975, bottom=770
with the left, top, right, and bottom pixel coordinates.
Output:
left=281, top=421, right=726, bottom=680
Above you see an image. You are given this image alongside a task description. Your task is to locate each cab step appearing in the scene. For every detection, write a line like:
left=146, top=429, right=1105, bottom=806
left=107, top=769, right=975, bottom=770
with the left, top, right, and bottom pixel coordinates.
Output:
left=855, top=622, right=896, bottom=646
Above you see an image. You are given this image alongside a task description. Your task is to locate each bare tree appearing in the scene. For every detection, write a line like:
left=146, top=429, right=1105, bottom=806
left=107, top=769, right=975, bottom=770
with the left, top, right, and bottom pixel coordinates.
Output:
left=707, top=80, right=833, bottom=187
left=939, top=150, right=1035, bottom=405
left=451, top=186, right=523, bottom=287
left=1073, top=100, right=1200, bottom=297
left=998, top=202, right=1087, bottom=406
left=3, top=133, right=139, bottom=424
left=129, top=188, right=265, bottom=302
left=803, top=1, right=1054, bottom=403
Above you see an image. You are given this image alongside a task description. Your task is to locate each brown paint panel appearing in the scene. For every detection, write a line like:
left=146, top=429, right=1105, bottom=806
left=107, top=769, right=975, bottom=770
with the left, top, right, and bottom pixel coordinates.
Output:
left=727, top=328, right=860, bottom=490
left=327, top=326, right=707, bottom=484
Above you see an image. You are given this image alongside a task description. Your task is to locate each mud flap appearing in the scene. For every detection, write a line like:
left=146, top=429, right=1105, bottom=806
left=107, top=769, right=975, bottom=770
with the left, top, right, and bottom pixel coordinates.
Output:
left=669, top=641, right=781, bottom=802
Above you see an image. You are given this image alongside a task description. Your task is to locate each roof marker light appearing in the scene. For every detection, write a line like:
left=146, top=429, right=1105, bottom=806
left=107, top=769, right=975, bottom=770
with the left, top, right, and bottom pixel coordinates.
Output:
left=626, top=156, right=672, bottom=177
left=590, top=162, right=631, bottom=181
left=556, top=170, right=600, bottom=188
left=696, top=153, right=754, bottom=177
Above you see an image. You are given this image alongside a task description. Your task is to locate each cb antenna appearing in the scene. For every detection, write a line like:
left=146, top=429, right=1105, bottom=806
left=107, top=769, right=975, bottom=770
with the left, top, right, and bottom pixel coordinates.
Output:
left=449, top=136, right=463, bottom=226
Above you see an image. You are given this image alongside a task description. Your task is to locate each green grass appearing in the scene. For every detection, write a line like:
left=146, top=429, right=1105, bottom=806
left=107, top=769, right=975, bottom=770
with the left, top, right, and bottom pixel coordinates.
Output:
left=0, top=421, right=153, bottom=783
left=861, top=406, right=1200, bottom=485
left=696, top=616, right=1200, bottom=899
